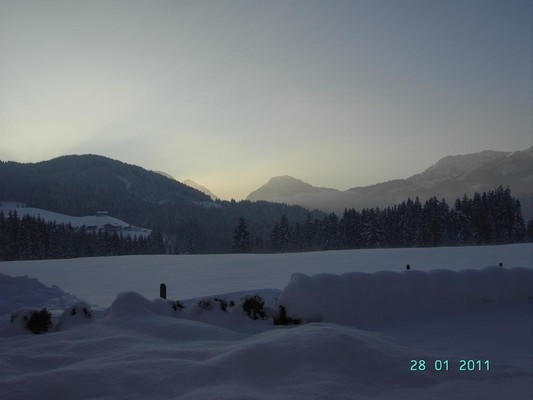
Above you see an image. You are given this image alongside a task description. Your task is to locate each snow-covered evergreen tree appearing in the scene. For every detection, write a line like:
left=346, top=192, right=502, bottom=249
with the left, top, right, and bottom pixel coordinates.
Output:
left=361, top=208, right=384, bottom=248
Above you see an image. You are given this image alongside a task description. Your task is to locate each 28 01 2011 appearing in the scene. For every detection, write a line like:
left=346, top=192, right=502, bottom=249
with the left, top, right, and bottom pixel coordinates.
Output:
left=410, top=360, right=490, bottom=372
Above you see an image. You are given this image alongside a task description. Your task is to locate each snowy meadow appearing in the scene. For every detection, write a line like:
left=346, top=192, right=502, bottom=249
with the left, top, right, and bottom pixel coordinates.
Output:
left=0, top=244, right=532, bottom=399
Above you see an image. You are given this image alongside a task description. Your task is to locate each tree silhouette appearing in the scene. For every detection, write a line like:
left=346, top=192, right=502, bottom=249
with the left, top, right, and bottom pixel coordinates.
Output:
left=232, top=217, right=251, bottom=253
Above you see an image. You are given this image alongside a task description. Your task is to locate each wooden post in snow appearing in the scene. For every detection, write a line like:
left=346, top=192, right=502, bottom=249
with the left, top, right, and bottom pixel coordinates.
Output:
left=160, top=283, right=167, bottom=299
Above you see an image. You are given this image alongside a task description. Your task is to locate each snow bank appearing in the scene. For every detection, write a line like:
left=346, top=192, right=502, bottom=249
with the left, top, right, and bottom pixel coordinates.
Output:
left=1, top=302, right=95, bottom=337
left=105, top=292, right=276, bottom=334
left=0, top=272, right=81, bottom=319
left=278, top=267, right=533, bottom=328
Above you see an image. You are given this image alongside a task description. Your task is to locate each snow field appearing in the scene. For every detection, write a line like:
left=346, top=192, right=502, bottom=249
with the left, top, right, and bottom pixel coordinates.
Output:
left=0, top=244, right=532, bottom=399
left=0, top=243, right=530, bottom=309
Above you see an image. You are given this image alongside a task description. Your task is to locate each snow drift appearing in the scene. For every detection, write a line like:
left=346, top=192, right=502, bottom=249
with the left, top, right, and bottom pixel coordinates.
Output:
left=0, top=272, right=81, bottom=318
left=278, top=267, right=533, bottom=328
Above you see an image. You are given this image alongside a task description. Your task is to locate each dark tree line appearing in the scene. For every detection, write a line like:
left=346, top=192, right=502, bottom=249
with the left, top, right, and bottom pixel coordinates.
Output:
left=235, top=186, right=532, bottom=253
left=167, top=200, right=321, bottom=254
left=2, top=186, right=531, bottom=260
left=0, top=211, right=165, bottom=261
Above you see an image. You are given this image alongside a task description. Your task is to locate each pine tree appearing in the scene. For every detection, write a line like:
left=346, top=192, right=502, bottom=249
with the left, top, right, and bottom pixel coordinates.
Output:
left=184, top=237, right=196, bottom=255
left=511, top=200, right=526, bottom=242
left=271, top=215, right=292, bottom=253
left=323, top=212, right=341, bottom=250
left=232, top=216, right=251, bottom=253
left=340, top=208, right=361, bottom=249
left=361, top=208, right=384, bottom=248
left=301, top=213, right=316, bottom=251
left=408, top=197, right=423, bottom=246
left=526, top=220, right=533, bottom=242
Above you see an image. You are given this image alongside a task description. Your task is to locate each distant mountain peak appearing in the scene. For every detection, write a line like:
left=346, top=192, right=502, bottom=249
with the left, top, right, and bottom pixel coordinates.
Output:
left=154, top=170, right=177, bottom=181
left=247, top=175, right=337, bottom=202
left=266, top=175, right=312, bottom=186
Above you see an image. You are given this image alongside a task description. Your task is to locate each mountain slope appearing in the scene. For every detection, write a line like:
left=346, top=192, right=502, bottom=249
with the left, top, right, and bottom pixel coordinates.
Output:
left=183, top=179, right=219, bottom=200
left=0, top=154, right=319, bottom=254
left=246, top=147, right=533, bottom=218
left=0, top=154, right=211, bottom=224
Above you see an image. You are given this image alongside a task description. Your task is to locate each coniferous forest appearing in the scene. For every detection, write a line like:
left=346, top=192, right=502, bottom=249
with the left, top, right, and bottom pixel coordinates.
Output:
left=0, top=212, right=165, bottom=261
left=267, top=186, right=531, bottom=253
left=1, top=185, right=531, bottom=261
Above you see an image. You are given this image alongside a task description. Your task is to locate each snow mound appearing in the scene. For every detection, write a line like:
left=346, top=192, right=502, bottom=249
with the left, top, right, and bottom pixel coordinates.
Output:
left=106, top=292, right=275, bottom=334
left=105, top=292, right=246, bottom=342
left=55, top=302, right=94, bottom=331
left=180, top=323, right=441, bottom=399
left=0, top=273, right=82, bottom=319
left=278, top=267, right=533, bottom=328
left=107, top=291, right=185, bottom=319
left=1, top=308, right=40, bottom=336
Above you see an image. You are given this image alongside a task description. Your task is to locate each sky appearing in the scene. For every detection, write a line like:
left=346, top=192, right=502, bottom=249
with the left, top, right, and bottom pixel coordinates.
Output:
left=1, top=0, right=532, bottom=200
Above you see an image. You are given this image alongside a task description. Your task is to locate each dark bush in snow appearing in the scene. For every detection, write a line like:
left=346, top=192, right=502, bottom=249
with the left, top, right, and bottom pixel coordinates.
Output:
left=70, top=304, right=93, bottom=318
left=214, top=297, right=234, bottom=312
left=193, top=297, right=234, bottom=313
left=241, top=295, right=266, bottom=320
left=56, top=302, right=94, bottom=331
left=25, top=308, right=52, bottom=334
left=198, top=298, right=213, bottom=311
left=4, top=308, right=41, bottom=336
left=273, top=305, right=300, bottom=326
left=168, top=300, right=185, bottom=312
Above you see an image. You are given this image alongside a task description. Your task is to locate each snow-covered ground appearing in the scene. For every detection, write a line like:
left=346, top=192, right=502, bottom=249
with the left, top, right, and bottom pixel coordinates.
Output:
left=0, top=244, right=532, bottom=399
left=0, top=201, right=151, bottom=237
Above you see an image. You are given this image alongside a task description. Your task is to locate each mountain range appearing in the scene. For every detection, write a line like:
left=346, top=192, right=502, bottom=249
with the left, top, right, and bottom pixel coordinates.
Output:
left=247, top=147, right=533, bottom=219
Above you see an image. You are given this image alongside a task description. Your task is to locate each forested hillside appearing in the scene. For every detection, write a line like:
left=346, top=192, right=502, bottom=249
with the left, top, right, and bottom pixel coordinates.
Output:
left=0, top=155, right=210, bottom=218
left=0, top=211, right=165, bottom=261
left=0, top=155, right=321, bottom=254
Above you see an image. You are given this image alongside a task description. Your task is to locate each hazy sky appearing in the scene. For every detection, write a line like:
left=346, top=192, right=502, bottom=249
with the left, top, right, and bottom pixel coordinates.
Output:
left=1, top=0, right=532, bottom=200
